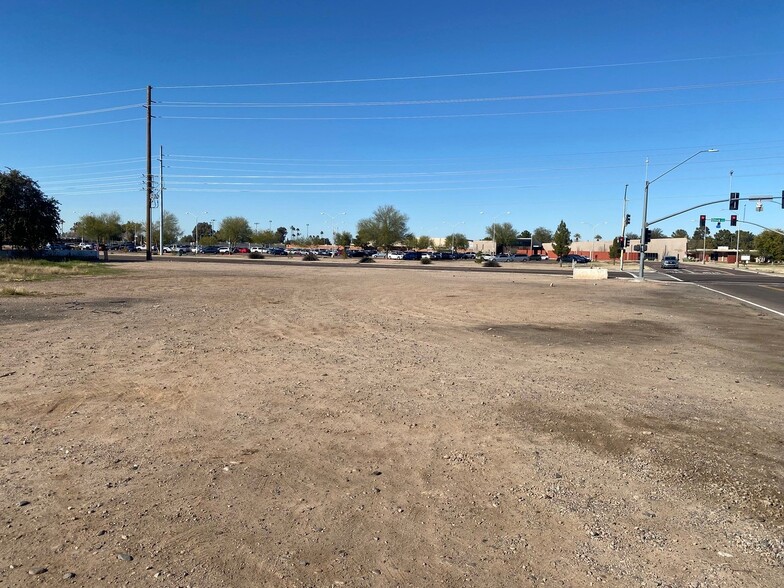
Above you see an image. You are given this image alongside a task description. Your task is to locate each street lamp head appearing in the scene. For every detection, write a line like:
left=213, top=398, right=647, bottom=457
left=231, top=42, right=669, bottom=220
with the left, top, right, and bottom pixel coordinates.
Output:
left=707, top=149, right=719, bottom=153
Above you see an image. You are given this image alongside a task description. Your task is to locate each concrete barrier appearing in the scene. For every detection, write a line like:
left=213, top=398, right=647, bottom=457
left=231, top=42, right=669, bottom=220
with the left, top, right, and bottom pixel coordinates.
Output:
left=573, top=267, right=608, bottom=280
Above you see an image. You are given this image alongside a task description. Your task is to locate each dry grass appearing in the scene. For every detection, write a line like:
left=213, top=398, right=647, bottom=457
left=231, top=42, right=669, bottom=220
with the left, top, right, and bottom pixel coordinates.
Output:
left=0, top=259, right=117, bottom=282
left=0, top=286, right=36, bottom=296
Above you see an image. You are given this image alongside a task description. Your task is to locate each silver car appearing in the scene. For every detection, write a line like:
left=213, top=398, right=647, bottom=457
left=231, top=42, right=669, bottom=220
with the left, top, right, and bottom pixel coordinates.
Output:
left=661, top=256, right=679, bottom=269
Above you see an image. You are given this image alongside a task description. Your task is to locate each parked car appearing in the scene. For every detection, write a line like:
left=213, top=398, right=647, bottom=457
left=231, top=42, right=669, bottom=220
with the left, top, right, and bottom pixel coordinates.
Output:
left=235, top=247, right=250, bottom=254
left=661, top=255, right=680, bottom=269
left=268, top=247, right=288, bottom=255
left=372, top=251, right=388, bottom=258
left=388, top=251, right=405, bottom=259
left=557, top=254, right=590, bottom=264
left=507, top=254, right=530, bottom=262
left=201, top=246, right=220, bottom=254
left=218, top=246, right=232, bottom=254
left=250, top=246, right=265, bottom=253
left=402, top=251, right=420, bottom=260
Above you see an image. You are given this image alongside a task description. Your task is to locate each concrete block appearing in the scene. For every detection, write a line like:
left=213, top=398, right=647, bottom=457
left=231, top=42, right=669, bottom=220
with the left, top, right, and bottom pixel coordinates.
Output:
left=573, top=267, right=608, bottom=280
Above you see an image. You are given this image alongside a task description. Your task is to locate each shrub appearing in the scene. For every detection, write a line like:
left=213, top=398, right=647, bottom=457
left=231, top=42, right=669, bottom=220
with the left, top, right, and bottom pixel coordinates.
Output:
left=420, top=257, right=432, bottom=264
left=482, top=260, right=501, bottom=268
left=248, top=252, right=265, bottom=259
left=358, top=257, right=375, bottom=263
left=302, top=253, right=319, bottom=261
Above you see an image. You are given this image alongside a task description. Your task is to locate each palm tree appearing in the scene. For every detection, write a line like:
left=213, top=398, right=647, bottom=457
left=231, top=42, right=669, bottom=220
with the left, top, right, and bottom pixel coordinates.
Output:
left=574, top=233, right=582, bottom=241
left=595, top=234, right=602, bottom=241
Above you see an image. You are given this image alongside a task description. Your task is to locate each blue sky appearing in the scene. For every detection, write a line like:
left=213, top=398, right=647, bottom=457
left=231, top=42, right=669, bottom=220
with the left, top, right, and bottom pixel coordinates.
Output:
left=2, top=0, right=783, bottom=241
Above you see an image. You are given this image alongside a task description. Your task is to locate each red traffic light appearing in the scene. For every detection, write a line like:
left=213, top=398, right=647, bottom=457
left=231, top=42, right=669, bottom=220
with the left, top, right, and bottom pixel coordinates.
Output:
left=699, top=215, right=706, bottom=228
left=730, top=215, right=737, bottom=227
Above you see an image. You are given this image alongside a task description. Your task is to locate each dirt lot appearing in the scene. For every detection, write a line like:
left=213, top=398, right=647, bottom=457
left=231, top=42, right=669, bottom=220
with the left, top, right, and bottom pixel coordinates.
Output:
left=1, top=259, right=782, bottom=587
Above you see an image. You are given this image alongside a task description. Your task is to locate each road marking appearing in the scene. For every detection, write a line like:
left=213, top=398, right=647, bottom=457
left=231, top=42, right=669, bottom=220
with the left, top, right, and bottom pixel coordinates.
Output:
left=690, top=283, right=784, bottom=318
left=759, top=284, right=784, bottom=292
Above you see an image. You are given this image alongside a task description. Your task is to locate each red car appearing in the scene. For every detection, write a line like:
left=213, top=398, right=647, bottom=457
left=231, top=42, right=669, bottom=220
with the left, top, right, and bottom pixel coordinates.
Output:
left=234, top=247, right=250, bottom=254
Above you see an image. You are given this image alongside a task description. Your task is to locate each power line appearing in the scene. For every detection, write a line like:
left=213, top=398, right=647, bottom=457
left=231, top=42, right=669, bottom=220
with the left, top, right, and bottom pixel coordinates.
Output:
left=0, top=105, right=142, bottom=125
left=154, top=53, right=781, bottom=89
left=0, top=87, right=146, bottom=107
left=156, top=78, right=784, bottom=109
left=22, top=157, right=145, bottom=170
left=157, top=96, right=784, bottom=122
left=0, top=118, right=145, bottom=136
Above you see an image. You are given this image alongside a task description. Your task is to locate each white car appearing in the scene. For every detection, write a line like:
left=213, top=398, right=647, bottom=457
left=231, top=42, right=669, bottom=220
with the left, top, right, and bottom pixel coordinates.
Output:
left=387, top=251, right=404, bottom=259
left=218, top=246, right=232, bottom=254
left=250, top=246, right=265, bottom=253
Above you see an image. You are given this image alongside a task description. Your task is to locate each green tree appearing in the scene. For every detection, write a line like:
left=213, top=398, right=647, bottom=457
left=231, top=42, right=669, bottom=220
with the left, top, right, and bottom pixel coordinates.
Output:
left=401, top=233, right=419, bottom=249
left=688, top=227, right=714, bottom=252
left=356, top=205, right=409, bottom=250
left=151, top=211, right=181, bottom=246
left=609, top=237, right=622, bottom=264
left=485, top=222, right=517, bottom=250
left=0, top=170, right=61, bottom=251
left=79, top=212, right=122, bottom=244
left=253, top=229, right=278, bottom=244
left=626, top=232, right=639, bottom=240
left=671, top=228, right=689, bottom=238
left=122, top=221, right=144, bottom=243
left=334, top=231, right=353, bottom=247
left=219, top=216, right=252, bottom=244
left=532, top=226, right=553, bottom=243
left=754, top=230, right=784, bottom=261
left=275, top=226, right=288, bottom=243
left=552, top=220, right=571, bottom=261
left=573, top=233, right=582, bottom=242
left=192, top=221, right=214, bottom=241
left=650, top=227, right=665, bottom=239
left=519, top=229, right=532, bottom=238
left=445, top=232, right=468, bottom=250
left=594, top=234, right=602, bottom=241
left=415, top=235, right=433, bottom=250
left=713, top=229, right=735, bottom=248
left=737, top=230, right=755, bottom=251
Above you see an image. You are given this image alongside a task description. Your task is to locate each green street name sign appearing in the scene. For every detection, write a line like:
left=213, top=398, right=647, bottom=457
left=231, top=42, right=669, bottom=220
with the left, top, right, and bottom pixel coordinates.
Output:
left=710, top=217, right=726, bottom=222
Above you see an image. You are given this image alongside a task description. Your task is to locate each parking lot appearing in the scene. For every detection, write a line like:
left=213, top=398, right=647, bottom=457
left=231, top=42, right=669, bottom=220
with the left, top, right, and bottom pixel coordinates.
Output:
left=1, top=261, right=782, bottom=587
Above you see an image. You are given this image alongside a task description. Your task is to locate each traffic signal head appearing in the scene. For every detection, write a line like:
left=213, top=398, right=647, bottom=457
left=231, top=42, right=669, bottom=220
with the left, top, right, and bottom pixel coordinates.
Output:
left=781, top=190, right=784, bottom=209
left=643, top=228, right=652, bottom=244
left=624, top=236, right=630, bottom=247
left=625, top=214, right=631, bottom=226
left=730, top=214, right=737, bottom=227
left=699, top=215, right=706, bottom=228
left=729, top=192, right=740, bottom=211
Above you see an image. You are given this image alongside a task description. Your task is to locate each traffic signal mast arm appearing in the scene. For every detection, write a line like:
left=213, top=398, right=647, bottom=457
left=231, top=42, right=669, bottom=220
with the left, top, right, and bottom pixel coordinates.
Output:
left=647, top=195, right=779, bottom=227
left=734, top=220, right=784, bottom=238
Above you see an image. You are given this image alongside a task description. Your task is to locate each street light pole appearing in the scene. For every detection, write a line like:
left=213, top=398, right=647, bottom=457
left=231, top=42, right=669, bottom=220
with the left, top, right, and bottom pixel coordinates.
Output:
left=620, top=184, right=628, bottom=271
left=639, top=149, right=718, bottom=280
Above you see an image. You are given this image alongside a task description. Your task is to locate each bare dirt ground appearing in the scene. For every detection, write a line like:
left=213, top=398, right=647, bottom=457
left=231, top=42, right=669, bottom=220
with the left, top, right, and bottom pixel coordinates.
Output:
left=1, top=259, right=782, bottom=587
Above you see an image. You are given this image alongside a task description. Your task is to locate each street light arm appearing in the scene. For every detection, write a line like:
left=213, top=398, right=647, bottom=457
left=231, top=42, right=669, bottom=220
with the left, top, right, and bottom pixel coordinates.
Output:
left=649, top=149, right=718, bottom=185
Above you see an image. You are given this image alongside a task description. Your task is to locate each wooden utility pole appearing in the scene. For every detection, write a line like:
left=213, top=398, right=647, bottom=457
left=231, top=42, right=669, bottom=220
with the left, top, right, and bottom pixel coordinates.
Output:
left=159, top=145, right=164, bottom=256
left=145, top=86, right=152, bottom=261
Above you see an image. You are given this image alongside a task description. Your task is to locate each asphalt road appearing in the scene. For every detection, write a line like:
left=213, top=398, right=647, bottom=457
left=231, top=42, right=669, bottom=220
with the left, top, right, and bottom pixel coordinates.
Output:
left=645, top=262, right=784, bottom=317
